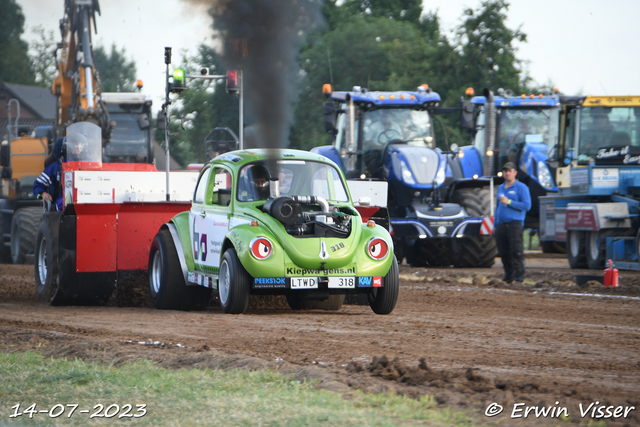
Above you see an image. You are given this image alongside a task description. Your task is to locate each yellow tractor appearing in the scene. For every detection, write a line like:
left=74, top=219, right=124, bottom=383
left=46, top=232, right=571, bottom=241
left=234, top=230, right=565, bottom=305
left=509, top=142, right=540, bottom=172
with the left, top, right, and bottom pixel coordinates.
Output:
left=0, top=99, right=52, bottom=263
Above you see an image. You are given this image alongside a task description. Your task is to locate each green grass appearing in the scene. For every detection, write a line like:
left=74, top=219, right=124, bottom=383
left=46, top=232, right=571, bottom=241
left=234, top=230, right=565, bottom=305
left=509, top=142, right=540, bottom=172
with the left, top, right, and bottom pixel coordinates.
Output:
left=0, top=352, right=478, bottom=426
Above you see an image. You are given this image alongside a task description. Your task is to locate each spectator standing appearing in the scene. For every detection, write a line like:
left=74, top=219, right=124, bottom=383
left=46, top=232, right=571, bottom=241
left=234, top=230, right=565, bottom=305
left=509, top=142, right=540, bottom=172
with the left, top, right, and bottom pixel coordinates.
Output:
left=494, top=162, right=531, bottom=283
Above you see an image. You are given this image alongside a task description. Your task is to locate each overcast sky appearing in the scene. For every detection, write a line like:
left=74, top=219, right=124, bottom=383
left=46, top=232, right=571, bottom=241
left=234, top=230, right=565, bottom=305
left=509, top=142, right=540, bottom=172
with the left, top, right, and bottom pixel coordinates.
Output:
left=19, top=0, right=640, bottom=111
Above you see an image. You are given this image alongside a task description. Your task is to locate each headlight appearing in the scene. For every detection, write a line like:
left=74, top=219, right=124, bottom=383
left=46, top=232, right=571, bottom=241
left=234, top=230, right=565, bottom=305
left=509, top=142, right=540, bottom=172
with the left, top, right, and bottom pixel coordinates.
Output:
left=250, top=237, right=273, bottom=260
left=436, top=168, right=445, bottom=185
left=367, top=237, right=389, bottom=260
left=537, top=161, right=553, bottom=189
left=399, top=159, right=416, bottom=185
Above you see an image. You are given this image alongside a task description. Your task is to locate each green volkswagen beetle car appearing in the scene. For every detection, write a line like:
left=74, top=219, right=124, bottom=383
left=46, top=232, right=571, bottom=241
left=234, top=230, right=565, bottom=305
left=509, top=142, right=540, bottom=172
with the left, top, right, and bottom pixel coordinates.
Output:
left=148, top=149, right=398, bottom=314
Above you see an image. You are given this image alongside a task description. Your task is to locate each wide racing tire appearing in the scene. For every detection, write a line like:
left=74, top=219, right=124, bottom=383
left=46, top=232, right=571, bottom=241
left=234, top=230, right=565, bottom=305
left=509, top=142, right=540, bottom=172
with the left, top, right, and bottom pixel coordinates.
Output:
left=34, top=214, right=60, bottom=303
left=452, top=235, right=497, bottom=268
left=451, top=187, right=497, bottom=268
left=567, top=230, right=587, bottom=269
left=368, top=255, right=399, bottom=315
left=11, top=207, right=41, bottom=264
left=218, top=248, right=251, bottom=314
left=149, top=228, right=194, bottom=310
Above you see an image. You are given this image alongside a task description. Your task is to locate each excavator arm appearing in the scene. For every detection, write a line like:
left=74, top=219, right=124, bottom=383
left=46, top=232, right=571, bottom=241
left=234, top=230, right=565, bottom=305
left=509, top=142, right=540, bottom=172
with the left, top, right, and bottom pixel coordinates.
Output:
left=51, top=0, right=112, bottom=145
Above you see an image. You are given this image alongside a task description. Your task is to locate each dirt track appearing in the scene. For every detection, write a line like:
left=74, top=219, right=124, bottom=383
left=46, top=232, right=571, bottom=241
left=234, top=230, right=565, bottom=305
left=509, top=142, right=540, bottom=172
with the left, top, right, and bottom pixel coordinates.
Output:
left=1, top=254, right=640, bottom=425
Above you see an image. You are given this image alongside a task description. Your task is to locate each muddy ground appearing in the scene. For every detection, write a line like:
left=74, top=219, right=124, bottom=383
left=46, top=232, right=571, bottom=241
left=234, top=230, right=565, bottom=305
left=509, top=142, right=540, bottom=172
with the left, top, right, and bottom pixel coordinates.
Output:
left=1, top=253, right=639, bottom=426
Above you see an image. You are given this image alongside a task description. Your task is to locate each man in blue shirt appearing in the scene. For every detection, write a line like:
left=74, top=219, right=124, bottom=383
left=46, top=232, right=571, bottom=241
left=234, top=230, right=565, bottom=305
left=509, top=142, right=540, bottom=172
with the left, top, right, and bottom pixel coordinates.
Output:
left=33, top=137, right=65, bottom=211
left=33, top=135, right=87, bottom=211
left=494, top=162, right=531, bottom=283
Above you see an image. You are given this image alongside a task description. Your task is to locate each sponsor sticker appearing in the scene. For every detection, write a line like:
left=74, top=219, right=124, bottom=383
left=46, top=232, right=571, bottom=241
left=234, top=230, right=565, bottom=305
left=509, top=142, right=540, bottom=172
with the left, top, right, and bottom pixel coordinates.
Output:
left=358, top=277, right=373, bottom=287
left=253, top=277, right=287, bottom=289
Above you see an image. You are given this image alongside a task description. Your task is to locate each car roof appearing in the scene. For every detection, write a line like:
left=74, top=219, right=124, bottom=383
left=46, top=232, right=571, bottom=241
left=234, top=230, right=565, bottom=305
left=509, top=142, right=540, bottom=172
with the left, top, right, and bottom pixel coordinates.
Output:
left=209, top=148, right=338, bottom=172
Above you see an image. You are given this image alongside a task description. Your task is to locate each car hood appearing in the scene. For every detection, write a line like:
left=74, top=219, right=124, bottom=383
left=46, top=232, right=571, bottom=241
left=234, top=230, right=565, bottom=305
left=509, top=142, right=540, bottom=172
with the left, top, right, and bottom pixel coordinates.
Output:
left=248, top=209, right=364, bottom=269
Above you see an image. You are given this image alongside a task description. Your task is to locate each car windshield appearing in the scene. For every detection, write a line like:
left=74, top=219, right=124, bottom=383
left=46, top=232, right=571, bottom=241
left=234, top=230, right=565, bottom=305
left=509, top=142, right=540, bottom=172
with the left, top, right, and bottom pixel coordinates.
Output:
left=497, top=108, right=559, bottom=164
left=362, top=108, right=434, bottom=151
left=577, top=106, right=640, bottom=163
left=103, top=114, right=148, bottom=160
left=237, top=160, right=349, bottom=202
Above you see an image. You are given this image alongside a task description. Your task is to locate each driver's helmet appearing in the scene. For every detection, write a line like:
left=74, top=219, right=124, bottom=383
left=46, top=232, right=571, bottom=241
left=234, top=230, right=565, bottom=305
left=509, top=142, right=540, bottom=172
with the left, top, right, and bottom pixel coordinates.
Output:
left=65, top=132, right=88, bottom=161
left=242, top=164, right=270, bottom=201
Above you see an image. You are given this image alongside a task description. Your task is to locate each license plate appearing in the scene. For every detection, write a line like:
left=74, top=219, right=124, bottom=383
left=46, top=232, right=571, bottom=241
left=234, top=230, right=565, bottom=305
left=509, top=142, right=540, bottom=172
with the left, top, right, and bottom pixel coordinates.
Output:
left=328, top=276, right=356, bottom=289
left=290, top=277, right=318, bottom=289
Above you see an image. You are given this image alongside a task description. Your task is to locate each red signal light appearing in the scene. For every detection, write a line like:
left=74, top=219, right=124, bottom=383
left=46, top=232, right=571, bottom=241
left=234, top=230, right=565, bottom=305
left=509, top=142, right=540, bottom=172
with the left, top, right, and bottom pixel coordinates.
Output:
left=226, top=70, right=241, bottom=95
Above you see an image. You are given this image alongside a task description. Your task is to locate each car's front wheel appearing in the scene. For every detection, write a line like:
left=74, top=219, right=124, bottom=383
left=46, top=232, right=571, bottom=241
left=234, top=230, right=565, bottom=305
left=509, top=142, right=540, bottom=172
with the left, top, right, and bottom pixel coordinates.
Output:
left=368, top=255, right=399, bottom=315
left=219, top=248, right=251, bottom=314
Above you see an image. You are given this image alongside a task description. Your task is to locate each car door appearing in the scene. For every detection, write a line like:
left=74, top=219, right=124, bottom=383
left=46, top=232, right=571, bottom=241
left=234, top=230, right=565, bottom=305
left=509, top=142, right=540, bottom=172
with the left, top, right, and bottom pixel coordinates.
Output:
left=189, top=166, right=233, bottom=272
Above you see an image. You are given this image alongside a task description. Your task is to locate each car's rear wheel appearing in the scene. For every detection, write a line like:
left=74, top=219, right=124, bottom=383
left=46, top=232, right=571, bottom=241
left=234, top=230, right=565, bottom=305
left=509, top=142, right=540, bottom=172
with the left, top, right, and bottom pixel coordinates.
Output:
left=149, top=228, right=188, bottom=310
left=368, top=255, right=399, bottom=315
left=219, top=248, right=251, bottom=314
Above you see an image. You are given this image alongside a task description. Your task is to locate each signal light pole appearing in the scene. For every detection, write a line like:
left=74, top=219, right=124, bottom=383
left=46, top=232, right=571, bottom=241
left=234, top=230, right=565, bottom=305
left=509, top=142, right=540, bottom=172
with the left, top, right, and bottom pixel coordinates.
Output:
left=163, top=47, right=244, bottom=200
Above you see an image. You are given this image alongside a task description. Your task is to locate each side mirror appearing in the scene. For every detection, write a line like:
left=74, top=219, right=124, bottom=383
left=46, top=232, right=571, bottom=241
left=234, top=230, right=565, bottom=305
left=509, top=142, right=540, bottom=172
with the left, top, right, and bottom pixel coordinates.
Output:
left=138, top=113, right=150, bottom=130
left=461, top=100, right=474, bottom=130
left=0, top=141, right=9, bottom=168
left=157, top=110, right=166, bottom=130
left=323, top=101, right=336, bottom=134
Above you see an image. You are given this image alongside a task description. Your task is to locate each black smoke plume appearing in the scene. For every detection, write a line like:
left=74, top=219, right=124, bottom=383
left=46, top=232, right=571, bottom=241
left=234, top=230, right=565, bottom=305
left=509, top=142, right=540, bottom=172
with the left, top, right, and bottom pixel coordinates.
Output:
left=185, top=0, right=322, bottom=150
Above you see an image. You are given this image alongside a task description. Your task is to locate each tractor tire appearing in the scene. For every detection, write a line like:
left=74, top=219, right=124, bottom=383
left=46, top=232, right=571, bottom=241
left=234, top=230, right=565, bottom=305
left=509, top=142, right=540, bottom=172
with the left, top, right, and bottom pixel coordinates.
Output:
left=567, top=230, right=587, bottom=269
left=451, top=187, right=497, bottom=268
left=34, top=214, right=60, bottom=303
left=368, top=255, right=399, bottom=315
left=149, top=228, right=195, bottom=310
left=286, top=294, right=345, bottom=311
left=11, top=207, right=41, bottom=264
left=586, top=230, right=608, bottom=270
left=218, top=248, right=251, bottom=314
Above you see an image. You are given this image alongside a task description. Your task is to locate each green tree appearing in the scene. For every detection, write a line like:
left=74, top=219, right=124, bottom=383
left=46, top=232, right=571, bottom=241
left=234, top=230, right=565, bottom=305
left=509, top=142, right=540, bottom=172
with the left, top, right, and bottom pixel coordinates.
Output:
left=342, top=0, right=423, bottom=24
left=0, top=0, right=35, bottom=85
left=94, top=44, right=138, bottom=92
left=29, top=26, right=57, bottom=88
left=453, top=0, right=529, bottom=96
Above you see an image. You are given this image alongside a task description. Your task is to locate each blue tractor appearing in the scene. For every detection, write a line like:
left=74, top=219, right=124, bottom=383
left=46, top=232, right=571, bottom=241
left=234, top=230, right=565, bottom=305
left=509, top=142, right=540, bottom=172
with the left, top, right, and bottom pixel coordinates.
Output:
left=460, top=89, right=563, bottom=252
left=312, top=84, right=497, bottom=268
left=539, top=95, right=640, bottom=270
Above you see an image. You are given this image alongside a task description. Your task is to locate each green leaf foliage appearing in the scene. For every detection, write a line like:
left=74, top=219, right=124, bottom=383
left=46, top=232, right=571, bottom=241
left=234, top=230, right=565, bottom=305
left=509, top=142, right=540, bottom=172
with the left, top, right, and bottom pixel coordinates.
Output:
left=0, top=0, right=35, bottom=85
left=94, top=44, right=138, bottom=93
left=29, top=26, right=57, bottom=88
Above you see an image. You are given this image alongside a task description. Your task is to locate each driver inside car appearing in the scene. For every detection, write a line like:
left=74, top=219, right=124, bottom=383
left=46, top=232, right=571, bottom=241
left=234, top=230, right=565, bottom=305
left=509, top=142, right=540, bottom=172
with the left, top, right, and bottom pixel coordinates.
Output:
left=238, top=164, right=270, bottom=201
left=364, top=111, right=403, bottom=150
